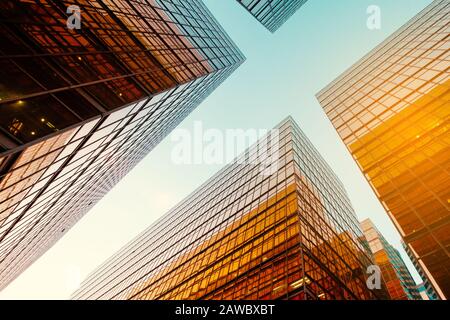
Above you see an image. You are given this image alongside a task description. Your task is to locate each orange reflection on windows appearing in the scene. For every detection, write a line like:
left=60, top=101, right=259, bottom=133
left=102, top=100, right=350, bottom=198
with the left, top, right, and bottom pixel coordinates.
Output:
left=317, top=1, right=449, bottom=298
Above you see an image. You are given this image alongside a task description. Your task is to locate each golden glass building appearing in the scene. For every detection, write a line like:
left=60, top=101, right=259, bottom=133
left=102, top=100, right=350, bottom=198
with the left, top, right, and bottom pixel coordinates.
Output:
left=0, top=0, right=244, bottom=290
left=236, top=0, right=308, bottom=33
left=402, top=240, right=440, bottom=300
left=317, top=0, right=449, bottom=299
left=72, top=117, right=384, bottom=300
left=361, top=219, right=421, bottom=300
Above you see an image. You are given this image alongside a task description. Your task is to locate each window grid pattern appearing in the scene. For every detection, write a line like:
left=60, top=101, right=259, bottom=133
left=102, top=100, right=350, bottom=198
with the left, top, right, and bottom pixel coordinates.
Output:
left=361, top=219, right=421, bottom=300
left=236, top=0, right=307, bottom=33
left=0, top=0, right=244, bottom=290
left=0, top=0, right=243, bottom=148
left=402, top=240, right=440, bottom=300
left=72, top=118, right=383, bottom=300
left=316, top=0, right=449, bottom=298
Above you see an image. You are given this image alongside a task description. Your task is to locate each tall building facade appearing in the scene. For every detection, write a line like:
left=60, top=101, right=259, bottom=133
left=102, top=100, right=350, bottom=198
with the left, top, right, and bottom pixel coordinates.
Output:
left=0, top=0, right=244, bottom=290
left=402, top=240, right=440, bottom=300
left=361, top=219, right=421, bottom=300
left=415, top=283, right=438, bottom=300
left=316, top=0, right=449, bottom=299
left=236, top=0, right=307, bottom=33
left=72, top=117, right=384, bottom=300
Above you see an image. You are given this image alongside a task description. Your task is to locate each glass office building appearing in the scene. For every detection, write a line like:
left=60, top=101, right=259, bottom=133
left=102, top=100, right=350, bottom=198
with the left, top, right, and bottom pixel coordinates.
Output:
left=415, top=282, right=438, bottom=300
left=402, top=240, right=440, bottom=300
left=72, top=117, right=383, bottom=300
left=316, top=0, right=449, bottom=299
left=236, top=0, right=307, bottom=33
left=0, top=0, right=244, bottom=290
left=361, top=219, right=421, bottom=300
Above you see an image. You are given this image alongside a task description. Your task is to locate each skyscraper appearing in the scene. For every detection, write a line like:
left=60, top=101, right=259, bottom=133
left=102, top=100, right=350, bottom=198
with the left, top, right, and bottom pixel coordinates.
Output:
left=414, top=283, right=438, bottom=300
left=72, top=117, right=383, bottom=300
left=236, top=0, right=307, bottom=33
left=402, top=240, right=440, bottom=300
left=316, top=0, right=449, bottom=299
left=361, top=219, right=421, bottom=300
left=0, top=0, right=244, bottom=290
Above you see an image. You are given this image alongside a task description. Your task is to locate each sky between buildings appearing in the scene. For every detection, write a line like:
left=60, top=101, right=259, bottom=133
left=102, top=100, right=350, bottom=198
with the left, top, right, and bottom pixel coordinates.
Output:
left=0, top=0, right=433, bottom=299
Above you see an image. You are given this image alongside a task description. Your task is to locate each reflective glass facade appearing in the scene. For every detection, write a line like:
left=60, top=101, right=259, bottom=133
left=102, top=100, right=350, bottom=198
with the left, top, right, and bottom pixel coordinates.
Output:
left=72, top=117, right=383, bottom=300
left=415, top=282, right=439, bottom=300
left=0, top=0, right=244, bottom=290
left=236, top=0, right=307, bottom=33
left=361, top=219, right=420, bottom=300
left=316, top=0, right=449, bottom=299
left=402, top=240, right=440, bottom=300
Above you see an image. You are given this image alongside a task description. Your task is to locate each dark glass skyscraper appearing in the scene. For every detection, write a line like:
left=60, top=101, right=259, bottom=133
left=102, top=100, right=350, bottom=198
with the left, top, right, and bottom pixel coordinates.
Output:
left=236, top=0, right=307, bottom=33
left=316, top=0, right=449, bottom=299
left=0, top=0, right=244, bottom=290
left=361, top=219, right=421, bottom=300
left=414, top=283, right=439, bottom=300
left=402, top=240, right=440, bottom=300
left=72, top=117, right=383, bottom=300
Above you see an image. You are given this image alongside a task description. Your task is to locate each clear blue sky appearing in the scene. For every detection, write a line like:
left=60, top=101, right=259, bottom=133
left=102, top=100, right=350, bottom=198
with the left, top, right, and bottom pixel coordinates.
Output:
left=0, top=0, right=433, bottom=299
